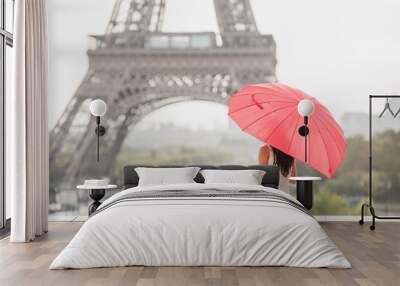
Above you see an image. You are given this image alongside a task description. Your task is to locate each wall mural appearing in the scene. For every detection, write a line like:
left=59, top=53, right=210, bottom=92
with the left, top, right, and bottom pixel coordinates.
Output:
left=48, top=0, right=400, bottom=218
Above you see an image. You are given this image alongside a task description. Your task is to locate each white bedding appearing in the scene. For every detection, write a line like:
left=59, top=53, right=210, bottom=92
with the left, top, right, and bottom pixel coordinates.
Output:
left=50, top=183, right=351, bottom=269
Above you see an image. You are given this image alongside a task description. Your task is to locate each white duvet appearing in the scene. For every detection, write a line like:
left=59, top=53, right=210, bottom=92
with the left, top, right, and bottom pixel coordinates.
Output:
left=50, top=183, right=351, bottom=269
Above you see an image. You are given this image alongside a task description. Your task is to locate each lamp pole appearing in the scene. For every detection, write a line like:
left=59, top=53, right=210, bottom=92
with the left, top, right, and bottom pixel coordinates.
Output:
left=297, top=100, right=314, bottom=162
left=304, top=116, right=308, bottom=162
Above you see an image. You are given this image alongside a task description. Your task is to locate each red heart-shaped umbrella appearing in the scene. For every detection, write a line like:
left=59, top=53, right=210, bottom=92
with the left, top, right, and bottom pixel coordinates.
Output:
left=228, top=83, right=346, bottom=179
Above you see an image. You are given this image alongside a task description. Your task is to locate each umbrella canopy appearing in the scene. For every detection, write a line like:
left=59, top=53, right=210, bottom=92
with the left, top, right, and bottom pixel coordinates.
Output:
left=228, top=83, right=346, bottom=179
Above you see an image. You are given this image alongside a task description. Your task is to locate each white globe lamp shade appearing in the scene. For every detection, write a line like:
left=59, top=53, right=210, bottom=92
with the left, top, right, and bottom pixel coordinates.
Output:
left=89, top=99, right=107, bottom=117
left=297, top=99, right=315, bottom=117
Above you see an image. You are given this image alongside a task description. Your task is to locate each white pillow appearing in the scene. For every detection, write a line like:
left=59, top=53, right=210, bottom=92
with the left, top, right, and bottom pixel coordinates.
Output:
left=135, top=167, right=201, bottom=186
left=200, top=169, right=266, bottom=185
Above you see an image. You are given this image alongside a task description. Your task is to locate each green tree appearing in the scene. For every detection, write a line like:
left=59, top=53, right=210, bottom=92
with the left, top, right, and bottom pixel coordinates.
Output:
left=312, top=191, right=356, bottom=215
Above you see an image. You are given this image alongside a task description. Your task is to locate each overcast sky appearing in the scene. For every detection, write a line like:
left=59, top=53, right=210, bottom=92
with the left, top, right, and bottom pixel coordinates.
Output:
left=48, top=0, right=400, bottom=130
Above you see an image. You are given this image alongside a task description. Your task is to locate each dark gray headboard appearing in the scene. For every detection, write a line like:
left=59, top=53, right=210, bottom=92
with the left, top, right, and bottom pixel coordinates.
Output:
left=123, top=165, right=280, bottom=189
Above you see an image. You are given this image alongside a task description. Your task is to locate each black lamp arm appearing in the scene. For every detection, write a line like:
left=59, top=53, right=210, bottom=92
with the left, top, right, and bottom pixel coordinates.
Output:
left=298, top=116, right=309, bottom=162
left=298, top=116, right=309, bottom=137
left=94, top=116, right=106, bottom=162
left=95, top=117, right=106, bottom=136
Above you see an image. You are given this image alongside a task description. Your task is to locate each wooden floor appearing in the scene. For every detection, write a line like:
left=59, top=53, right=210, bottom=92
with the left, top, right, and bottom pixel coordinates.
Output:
left=0, top=222, right=399, bottom=286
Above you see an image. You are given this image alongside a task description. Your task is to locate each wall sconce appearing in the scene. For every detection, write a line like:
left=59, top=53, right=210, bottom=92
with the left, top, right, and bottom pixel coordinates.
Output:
left=297, top=99, right=315, bottom=162
left=89, top=99, right=107, bottom=162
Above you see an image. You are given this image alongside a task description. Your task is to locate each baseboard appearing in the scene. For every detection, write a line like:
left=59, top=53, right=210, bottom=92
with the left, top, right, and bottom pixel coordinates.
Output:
left=316, top=216, right=377, bottom=222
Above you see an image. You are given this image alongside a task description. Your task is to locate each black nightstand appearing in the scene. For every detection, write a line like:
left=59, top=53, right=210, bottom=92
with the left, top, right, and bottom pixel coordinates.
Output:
left=289, top=177, right=321, bottom=210
left=77, top=184, right=118, bottom=215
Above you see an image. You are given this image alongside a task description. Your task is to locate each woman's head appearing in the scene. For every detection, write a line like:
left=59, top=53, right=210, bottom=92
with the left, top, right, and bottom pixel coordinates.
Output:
left=271, top=146, right=294, bottom=177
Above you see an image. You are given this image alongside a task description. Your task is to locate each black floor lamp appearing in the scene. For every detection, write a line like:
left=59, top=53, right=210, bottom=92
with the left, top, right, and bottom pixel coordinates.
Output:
left=89, top=99, right=107, bottom=162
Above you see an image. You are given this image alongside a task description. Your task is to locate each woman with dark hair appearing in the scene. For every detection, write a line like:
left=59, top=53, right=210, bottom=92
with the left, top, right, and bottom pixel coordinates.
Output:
left=259, top=144, right=297, bottom=192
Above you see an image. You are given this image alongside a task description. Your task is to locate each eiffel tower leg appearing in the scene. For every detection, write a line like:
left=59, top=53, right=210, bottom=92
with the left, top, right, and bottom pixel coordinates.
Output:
left=50, top=97, right=85, bottom=157
left=62, top=120, right=97, bottom=186
left=97, top=114, right=133, bottom=177
left=213, top=0, right=258, bottom=34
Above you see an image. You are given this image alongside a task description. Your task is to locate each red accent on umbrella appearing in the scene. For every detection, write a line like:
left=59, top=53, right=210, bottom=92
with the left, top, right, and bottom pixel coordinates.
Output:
left=228, top=83, right=346, bottom=179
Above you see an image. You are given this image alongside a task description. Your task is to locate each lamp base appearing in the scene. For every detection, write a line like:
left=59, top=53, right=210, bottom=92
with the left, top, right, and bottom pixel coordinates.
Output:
left=95, top=126, right=106, bottom=136
left=298, top=125, right=309, bottom=136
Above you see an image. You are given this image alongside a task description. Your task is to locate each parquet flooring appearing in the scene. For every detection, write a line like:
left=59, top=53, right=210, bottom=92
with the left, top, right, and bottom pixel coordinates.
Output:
left=0, top=222, right=399, bottom=286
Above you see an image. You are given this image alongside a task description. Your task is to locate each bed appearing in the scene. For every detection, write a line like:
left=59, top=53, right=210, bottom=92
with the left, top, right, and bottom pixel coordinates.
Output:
left=50, top=165, right=350, bottom=269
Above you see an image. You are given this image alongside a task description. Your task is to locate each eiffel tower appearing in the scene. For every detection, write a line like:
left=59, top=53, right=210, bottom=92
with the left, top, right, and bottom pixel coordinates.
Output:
left=49, top=0, right=277, bottom=188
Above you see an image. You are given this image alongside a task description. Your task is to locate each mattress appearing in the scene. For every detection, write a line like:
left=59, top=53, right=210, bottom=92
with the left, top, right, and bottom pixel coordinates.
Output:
left=50, top=183, right=350, bottom=269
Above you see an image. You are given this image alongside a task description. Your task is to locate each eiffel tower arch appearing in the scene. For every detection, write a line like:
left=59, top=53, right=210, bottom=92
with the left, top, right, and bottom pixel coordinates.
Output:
left=50, top=0, right=277, bottom=188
